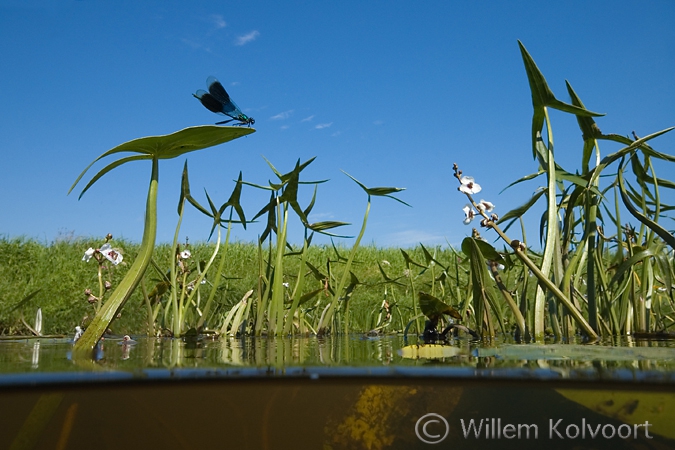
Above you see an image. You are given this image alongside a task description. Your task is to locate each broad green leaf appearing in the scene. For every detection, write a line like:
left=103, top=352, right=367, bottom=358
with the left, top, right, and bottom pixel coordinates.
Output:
left=473, top=239, right=505, bottom=265
left=462, top=237, right=500, bottom=336
left=518, top=41, right=603, bottom=116
left=70, top=126, right=254, bottom=197
left=518, top=40, right=603, bottom=158
left=306, top=221, right=352, bottom=238
left=307, top=221, right=351, bottom=231
left=115, top=125, right=254, bottom=160
left=418, top=291, right=462, bottom=321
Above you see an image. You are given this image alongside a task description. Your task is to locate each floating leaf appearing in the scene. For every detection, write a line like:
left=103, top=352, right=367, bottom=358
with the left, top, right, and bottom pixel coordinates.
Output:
left=398, top=344, right=461, bottom=359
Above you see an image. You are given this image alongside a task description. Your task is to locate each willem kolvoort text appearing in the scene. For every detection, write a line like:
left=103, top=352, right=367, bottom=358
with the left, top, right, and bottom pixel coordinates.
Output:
left=460, top=418, right=654, bottom=440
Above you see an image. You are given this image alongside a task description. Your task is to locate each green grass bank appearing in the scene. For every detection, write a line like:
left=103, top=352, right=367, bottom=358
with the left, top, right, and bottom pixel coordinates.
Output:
left=0, top=236, right=463, bottom=336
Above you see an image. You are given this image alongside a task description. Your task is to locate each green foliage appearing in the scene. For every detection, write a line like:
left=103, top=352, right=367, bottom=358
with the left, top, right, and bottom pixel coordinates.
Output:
left=69, top=126, right=254, bottom=354
left=454, top=41, right=675, bottom=342
left=0, top=237, right=470, bottom=336
left=6, top=42, right=675, bottom=348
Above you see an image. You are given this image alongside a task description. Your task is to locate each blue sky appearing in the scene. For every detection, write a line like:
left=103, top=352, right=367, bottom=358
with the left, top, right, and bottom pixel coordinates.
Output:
left=1, top=1, right=674, bottom=249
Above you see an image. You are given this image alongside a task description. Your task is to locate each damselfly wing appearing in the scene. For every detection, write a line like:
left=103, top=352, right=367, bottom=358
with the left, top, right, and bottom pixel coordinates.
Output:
left=193, top=76, right=255, bottom=126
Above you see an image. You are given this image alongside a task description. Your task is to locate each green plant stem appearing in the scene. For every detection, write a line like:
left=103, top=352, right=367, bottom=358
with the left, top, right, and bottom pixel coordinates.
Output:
left=197, top=218, right=231, bottom=331
left=583, top=137, right=602, bottom=334
left=170, top=204, right=184, bottom=337
left=95, top=264, right=104, bottom=313
left=140, top=278, right=155, bottom=336
left=270, top=201, right=288, bottom=336
left=283, top=233, right=310, bottom=335
left=320, top=197, right=371, bottom=335
left=182, top=223, right=221, bottom=330
left=73, top=156, right=158, bottom=356
left=533, top=109, right=557, bottom=340
left=488, top=261, right=526, bottom=336
left=486, top=221, right=598, bottom=339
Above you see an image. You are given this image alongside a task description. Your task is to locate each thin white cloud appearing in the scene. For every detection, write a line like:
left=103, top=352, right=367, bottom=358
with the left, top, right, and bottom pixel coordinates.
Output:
left=271, top=110, right=294, bottom=120
left=210, top=14, right=227, bottom=29
left=181, top=38, right=205, bottom=51
left=236, top=30, right=260, bottom=46
left=384, top=230, right=446, bottom=247
left=301, top=115, right=315, bottom=122
left=315, top=122, right=333, bottom=129
left=373, top=120, right=384, bottom=125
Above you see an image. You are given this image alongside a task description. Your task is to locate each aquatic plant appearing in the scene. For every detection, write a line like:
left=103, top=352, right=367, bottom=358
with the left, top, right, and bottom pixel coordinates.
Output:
left=316, top=172, right=409, bottom=336
left=453, top=41, right=674, bottom=341
left=69, top=126, right=254, bottom=355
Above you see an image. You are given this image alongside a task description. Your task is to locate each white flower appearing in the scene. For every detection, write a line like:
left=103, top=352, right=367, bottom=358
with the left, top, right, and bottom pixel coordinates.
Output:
left=74, top=326, right=84, bottom=342
left=476, top=199, right=494, bottom=213
left=458, top=176, right=481, bottom=194
left=283, top=282, right=290, bottom=288
left=463, top=204, right=477, bottom=224
left=180, top=250, right=192, bottom=259
left=99, top=243, right=123, bottom=265
left=82, top=247, right=95, bottom=262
